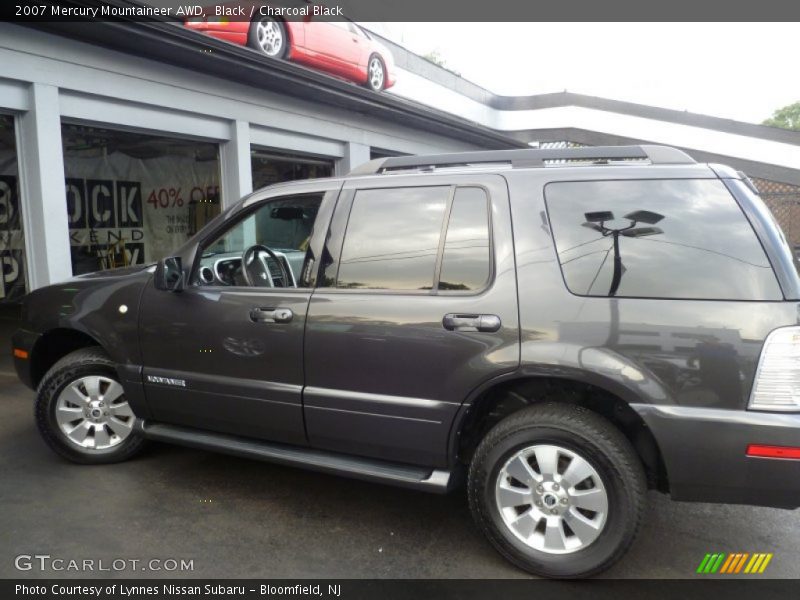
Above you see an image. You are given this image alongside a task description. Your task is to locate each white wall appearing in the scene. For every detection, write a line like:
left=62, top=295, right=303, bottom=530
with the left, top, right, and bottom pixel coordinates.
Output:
left=389, top=67, right=800, bottom=171
left=0, top=23, right=484, bottom=289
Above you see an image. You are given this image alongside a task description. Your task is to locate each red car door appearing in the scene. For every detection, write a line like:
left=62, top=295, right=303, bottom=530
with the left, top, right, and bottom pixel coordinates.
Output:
left=303, top=19, right=360, bottom=80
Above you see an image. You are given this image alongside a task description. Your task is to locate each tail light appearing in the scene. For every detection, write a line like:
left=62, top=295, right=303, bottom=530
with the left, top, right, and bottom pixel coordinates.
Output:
left=749, top=326, right=800, bottom=412
left=747, top=444, right=800, bottom=459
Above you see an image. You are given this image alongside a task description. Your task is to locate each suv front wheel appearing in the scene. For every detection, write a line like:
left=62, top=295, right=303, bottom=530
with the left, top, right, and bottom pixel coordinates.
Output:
left=35, top=347, right=145, bottom=464
left=468, top=402, right=646, bottom=578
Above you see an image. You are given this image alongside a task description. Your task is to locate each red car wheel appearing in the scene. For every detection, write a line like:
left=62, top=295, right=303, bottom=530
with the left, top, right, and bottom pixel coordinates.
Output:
left=247, top=17, right=287, bottom=59
left=366, top=54, right=385, bottom=91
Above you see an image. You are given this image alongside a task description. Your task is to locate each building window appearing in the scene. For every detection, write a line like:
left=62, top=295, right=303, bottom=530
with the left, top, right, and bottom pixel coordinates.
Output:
left=545, top=179, right=782, bottom=300
left=0, top=114, right=26, bottom=303
left=251, top=148, right=333, bottom=191
left=61, top=124, right=222, bottom=275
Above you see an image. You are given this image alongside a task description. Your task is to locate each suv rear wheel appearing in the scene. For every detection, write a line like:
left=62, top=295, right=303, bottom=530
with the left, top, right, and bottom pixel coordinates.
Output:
left=35, top=347, right=145, bottom=464
left=468, top=402, right=646, bottom=578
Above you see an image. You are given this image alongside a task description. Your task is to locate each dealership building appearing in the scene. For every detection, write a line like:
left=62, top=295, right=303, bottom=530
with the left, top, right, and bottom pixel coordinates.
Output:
left=2, top=17, right=800, bottom=305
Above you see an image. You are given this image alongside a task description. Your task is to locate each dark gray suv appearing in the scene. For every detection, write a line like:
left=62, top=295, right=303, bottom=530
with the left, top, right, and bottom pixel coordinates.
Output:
left=12, top=145, right=800, bottom=578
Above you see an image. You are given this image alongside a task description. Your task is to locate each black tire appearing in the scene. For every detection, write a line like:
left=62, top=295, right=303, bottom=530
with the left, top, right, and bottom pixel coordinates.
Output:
left=35, top=347, right=146, bottom=465
left=365, top=54, right=386, bottom=92
left=468, top=402, right=646, bottom=578
left=247, top=17, right=288, bottom=59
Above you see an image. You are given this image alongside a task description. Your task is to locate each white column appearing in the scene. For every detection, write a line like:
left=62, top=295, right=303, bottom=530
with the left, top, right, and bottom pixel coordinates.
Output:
left=17, top=83, right=72, bottom=288
left=220, top=120, right=252, bottom=210
left=336, top=141, right=371, bottom=176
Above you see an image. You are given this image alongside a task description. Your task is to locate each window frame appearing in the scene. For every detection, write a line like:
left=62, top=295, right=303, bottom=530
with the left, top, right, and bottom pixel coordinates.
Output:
left=543, top=176, right=784, bottom=302
left=320, top=182, right=495, bottom=296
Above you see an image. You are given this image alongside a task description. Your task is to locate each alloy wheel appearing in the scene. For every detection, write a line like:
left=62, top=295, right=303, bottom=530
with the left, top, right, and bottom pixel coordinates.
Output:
left=256, top=19, right=284, bottom=57
left=495, top=444, right=608, bottom=554
left=368, top=57, right=385, bottom=90
left=55, top=375, right=135, bottom=451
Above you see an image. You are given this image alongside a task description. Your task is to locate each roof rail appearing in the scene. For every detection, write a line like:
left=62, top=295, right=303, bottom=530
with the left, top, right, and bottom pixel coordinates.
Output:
left=348, top=145, right=695, bottom=176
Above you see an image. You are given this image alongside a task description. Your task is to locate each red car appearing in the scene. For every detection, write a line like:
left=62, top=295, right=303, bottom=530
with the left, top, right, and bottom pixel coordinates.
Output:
left=185, top=8, right=396, bottom=92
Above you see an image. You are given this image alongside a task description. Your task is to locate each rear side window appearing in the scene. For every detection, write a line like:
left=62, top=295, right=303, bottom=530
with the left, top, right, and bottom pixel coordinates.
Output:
left=337, top=186, right=448, bottom=290
left=545, top=179, right=782, bottom=300
left=439, top=187, right=491, bottom=291
left=335, top=185, right=492, bottom=292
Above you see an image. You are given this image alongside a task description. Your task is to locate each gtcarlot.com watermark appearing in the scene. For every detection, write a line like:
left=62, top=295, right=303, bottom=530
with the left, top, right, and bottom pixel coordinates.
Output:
left=14, top=554, right=194, bottom=573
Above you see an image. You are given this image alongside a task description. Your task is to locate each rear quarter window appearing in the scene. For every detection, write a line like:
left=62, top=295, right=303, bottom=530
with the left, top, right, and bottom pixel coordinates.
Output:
left=544, top=179, right=782, bottom=301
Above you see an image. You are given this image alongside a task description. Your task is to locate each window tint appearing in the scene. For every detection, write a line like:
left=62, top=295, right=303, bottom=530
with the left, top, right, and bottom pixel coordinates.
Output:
left=197, top=194, right=323, bottom=288
left=439, top=187, right=491, bottom=291
left=337, top=187, right=449, bottom=290
left=206, top=195, right=320, bottom=255
left=545, top=179, right=782, bottom=300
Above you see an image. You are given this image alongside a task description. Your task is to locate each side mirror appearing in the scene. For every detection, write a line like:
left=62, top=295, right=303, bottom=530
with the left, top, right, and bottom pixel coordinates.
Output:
left=155, top=256, right=185, bottom=292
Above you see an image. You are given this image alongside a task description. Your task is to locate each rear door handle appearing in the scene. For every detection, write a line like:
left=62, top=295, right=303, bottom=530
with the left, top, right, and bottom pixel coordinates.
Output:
left=250, top=307, right=293, bottom=323
left=442, top=313, right=501, bottom=333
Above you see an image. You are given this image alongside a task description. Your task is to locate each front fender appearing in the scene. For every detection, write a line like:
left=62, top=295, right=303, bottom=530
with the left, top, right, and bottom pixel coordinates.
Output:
left=21, top=266, right=155, bottom=368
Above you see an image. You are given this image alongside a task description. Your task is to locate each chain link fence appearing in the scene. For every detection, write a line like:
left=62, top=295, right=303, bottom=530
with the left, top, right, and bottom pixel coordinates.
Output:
left=751, top=177, right=800, bottom=253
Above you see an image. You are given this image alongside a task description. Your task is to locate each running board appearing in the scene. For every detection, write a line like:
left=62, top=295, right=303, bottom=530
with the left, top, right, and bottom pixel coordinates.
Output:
left=139, top=421, right=452, bottom=493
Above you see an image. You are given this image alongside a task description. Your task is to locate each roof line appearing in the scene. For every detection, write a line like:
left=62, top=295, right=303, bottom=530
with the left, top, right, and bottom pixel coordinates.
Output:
left=506, top=127, right=800, bottom=186
left=492, top=91, right=800, bottom=146
left=23, top=6, right=523, bottom=151
left=24, top=1, right=800, bottom=153
left=363, top=31, right=800, bottom=148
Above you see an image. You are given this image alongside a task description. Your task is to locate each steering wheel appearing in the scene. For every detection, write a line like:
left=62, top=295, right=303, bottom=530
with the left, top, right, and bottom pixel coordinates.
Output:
left=241, top=244, right=290, bottom=287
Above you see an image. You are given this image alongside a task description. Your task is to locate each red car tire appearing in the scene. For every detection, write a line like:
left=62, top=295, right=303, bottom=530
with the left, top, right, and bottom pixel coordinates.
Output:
left=365, top=54, right=386, bottom=92
left=247, top=17, right=288, bottom=59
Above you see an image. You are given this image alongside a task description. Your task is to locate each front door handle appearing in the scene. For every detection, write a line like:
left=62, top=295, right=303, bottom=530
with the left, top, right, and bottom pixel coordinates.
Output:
left=250, top=307, right=293, bottom=323
left=442, top=313, right=501, bottom=333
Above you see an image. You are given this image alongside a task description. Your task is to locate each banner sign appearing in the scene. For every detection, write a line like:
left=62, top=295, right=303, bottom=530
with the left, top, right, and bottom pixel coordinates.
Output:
left=0, top=149, right=221, bottom=301
left=63, top=152, right=220, bottom=274
left=0, top=153, right=25, bottom=302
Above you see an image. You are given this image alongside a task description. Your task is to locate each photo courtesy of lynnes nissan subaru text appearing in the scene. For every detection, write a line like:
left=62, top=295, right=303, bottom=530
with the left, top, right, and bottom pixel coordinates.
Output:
left=12, top=145, right=800, bottom=578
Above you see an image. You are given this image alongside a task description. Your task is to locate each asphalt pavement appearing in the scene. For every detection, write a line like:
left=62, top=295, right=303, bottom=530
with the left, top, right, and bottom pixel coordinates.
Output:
left=1, top=308, right=798, bottom=579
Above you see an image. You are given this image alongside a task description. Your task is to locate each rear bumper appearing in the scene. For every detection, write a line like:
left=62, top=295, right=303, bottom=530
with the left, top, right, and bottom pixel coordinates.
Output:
left=634, top=404, right=800, bottom=509
left=11, top=328, right=39, bottom=389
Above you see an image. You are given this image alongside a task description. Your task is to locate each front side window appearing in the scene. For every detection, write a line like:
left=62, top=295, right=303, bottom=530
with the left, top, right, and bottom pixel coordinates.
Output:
left=196, top=194, right=322, bottom=288
left=545, top=179, right=782, bottom=300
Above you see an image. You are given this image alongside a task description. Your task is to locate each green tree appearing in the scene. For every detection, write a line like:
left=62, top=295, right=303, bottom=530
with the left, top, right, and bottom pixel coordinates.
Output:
left=763, top=102, right=800, bottom=130
left=421, top=51, right=460, bottom=77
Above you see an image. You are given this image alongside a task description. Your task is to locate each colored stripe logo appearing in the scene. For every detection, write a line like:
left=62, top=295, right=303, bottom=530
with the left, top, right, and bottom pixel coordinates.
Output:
left=696, top=552, right=773, bottom=574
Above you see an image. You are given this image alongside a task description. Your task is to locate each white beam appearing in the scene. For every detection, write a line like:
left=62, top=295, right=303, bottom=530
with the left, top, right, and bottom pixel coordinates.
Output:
left=17, top=83, right=72, bottom=288
left=0, top=78, right=29, bottom=111
left=220, top=120, right=252, bottom=210
left=250, top=126, right=344, bottom=159
left=336, top=142, right=371, bottom=177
